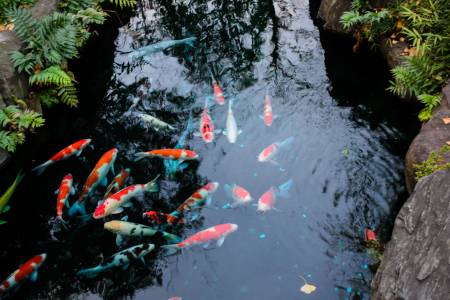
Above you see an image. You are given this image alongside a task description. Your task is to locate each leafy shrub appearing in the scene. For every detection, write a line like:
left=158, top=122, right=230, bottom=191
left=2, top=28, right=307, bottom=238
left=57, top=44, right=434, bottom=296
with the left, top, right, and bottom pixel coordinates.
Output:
left=341, top=0, right=450, bottom=121
left=0, top=105, right=45, bottom=152
left=0, top=0, right=33, bottom=24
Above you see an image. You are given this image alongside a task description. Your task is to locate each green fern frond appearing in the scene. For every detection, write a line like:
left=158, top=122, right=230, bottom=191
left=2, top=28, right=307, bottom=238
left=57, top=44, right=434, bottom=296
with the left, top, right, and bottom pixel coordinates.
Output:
left=29, top=65, right=72, bottom=86
left=0, top=131, right=25, bottom=152
left=36, top=89, right=59, bottom=107
left=5, top=7, right=37, bottom=41
left=75, top=7, right=107, bottom=25
left=16, top=110, right=45, bottom=129
left=9, top=51, right=36, bottom=74
left=109, top=0, right=136, bottom=8
left=57, top=84, right=79, bottom=107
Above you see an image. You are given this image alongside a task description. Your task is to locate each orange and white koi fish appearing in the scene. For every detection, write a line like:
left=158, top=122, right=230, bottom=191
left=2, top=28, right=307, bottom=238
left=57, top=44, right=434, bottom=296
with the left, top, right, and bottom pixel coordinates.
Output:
left=93, top=175, right=159, bottom=219
left=257, top=137, right=294, bottom=165
left=32, top=139, right=91, bottom=175
left=0, top=254, right=46, bottom=294
left=69, top=148, right=118, bottom=216
left=224, top=184, right=252, bottom=207
left=134, top=149, right=198, bottom=161
left=55, top=174, right=75, bottom=222
left=170, top=182, right=219, bottom=217
left=196, top=100, right=217, bottom=143
left=104, top=168, right=131, bottom=199
left=169, top=297, right=182, bottom=300
left=261, top=92, right=275, bottom=126
left=212, top=80, right=225, bottom=105
left=257, top=179, right=293, bottom=212
left=162, top=223, right=238, bottom=254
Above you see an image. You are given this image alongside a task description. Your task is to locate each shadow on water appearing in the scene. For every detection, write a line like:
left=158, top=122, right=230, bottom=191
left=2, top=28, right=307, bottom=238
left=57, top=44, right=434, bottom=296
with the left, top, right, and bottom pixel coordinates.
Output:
left=1, top=0, right=419, bottom=299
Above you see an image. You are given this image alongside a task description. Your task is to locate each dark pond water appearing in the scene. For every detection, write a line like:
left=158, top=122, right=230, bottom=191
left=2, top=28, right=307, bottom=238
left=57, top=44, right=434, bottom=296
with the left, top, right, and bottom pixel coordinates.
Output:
left=0, top=0, right=419, bottom=299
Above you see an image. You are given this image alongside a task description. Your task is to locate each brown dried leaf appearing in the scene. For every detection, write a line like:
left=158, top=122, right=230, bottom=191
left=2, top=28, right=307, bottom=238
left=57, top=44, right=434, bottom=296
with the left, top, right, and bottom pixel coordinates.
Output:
left=442, top=117, right=450, bottom=125
left=0, top=23, right=14, bottom=32
left=446, top=141, right=450, bottom=146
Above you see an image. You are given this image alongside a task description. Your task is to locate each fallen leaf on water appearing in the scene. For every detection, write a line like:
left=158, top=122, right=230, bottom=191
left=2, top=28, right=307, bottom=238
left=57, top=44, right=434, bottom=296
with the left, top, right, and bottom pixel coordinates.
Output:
left=442, top=117, right=450, bottom=124
left=299, top=276, right=317, bottom=294
left=300, top=283, right=317, bottom=294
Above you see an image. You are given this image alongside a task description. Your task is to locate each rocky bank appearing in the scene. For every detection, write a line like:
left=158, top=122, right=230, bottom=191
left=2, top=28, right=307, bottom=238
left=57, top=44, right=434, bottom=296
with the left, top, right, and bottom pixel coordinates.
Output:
left=316, top=0, right=450, bottom=299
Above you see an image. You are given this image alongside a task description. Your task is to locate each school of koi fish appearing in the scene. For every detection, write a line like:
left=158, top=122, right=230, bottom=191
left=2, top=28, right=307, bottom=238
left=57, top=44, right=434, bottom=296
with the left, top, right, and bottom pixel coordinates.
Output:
left=0, top=38, right=298, bottom=299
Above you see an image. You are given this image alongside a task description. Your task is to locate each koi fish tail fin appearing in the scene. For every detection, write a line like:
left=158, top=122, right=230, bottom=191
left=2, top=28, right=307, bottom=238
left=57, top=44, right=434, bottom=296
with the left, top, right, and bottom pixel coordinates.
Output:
left=32, top=161, right=51, bottom=175
left=68, top=201, right=87, bottom=216
left=185, top=37, right=197, bottom=48
left=161, top=244, right=180, bottom=256
left=57, top=216, right=69, bottom=229
left=134, top=152, right=150, bottom=161
left=162, top=232, right=182, bottom=244
left=277, top=179, right=293, bottom=198
left=223, top=184, right=234, bottom=199
left=144, top=174, right=160, bottom=193
left=280, top=136, right=295, bottom=149
left=77, top=266, right=103, bottom=278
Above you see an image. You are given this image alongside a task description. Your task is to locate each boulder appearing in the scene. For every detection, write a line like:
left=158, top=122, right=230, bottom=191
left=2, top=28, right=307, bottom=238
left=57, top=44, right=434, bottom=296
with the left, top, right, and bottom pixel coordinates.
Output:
left=405, top=81, right=450, bottom=192
left=317, top=0, right=352, bottom=35
left=371, top=168, right=450, bottom=300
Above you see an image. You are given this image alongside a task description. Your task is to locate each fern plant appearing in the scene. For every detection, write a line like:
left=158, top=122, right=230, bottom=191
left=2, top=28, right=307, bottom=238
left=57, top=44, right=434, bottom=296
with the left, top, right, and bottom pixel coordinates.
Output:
left=414, top=144, right=450, bottom=180
left=0, top=105, right=45, bottom=152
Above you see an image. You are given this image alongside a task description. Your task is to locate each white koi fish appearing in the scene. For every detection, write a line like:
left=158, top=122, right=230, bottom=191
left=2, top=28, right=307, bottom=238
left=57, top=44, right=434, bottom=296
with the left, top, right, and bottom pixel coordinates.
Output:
left=222, top=100, right=241, bottom=143
left=133, top=112, right=176, bottom=132
left=77, top=244, right=154, bottom=278
left=104, top=220, right=181, bottom=246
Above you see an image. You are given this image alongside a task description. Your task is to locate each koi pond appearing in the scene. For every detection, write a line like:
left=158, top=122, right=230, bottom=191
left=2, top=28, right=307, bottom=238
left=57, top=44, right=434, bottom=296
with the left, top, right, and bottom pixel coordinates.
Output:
left=1, top=0, right=418, bottom=299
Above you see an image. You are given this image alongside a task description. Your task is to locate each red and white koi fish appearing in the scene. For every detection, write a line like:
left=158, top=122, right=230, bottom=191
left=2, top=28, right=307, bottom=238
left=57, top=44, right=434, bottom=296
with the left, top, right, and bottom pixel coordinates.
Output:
left=162, top=223, right=238, bottom=254
left=195, top=100, right=217, bottom=143
left=32, top=139, right=91, bottom=175
left=69, top=148, right=118, bottom=216
left=55, top=174, right=75, bottom=222
left=169, top=297, right=182, bottom=300
left=142, top=211, right=184, bottom=227
left=171, top=182, right=219, bottom=217
left=261, top=93, right=274, bottom=126
left=134, top=149, right=198, bottom=161
left=212, top=80, right=225, bottom=105
left=257, top=137, right=294, bottom=165
left=224, top=184, right=252, bottom=207
left=257, top=179, right=293, bottom=212
left=0, top=254, right=47, bottom=294
left=104, top=168, right=131, bottom=199
left=93, top=175, right=159, bottom=219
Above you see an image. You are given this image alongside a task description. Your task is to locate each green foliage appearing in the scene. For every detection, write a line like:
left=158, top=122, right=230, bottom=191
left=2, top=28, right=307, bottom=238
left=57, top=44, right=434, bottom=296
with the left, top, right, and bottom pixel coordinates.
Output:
left=414, top=145, right=450, bottom=180
left=341, top=0, right=450, bottom=121
left=0, top=105, right=44, bottom=152
left=108, top=0, right=137, bottom=8
left=0, top=0, right=33, bottom=24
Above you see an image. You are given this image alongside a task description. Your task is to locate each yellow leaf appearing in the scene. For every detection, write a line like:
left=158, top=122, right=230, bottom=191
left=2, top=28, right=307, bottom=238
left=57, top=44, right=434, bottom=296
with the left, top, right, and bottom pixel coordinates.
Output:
left=442, top=117, right=450, bottom=125
left=299, top=276, right=317, bottom=294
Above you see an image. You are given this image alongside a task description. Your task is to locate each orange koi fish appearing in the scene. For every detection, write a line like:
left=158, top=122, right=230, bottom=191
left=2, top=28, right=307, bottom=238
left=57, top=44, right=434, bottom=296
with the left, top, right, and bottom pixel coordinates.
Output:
left=69, top=148, right=118, bottom=216
left=224, top=184, right=252, bottom=207
left=134, top=149, right=198, bottom=161
left=162, top=223, right=238, bottom=255
left=171, top=182, right=219, bottom=217
left=257, top=179, right=293, bottom=212
left=212, top=80, right=225, bottom=105
left=104, top=168, right=130, bottom=199
left=32, top=139, right=91, bottom=175
left=257, top=137, right=294, bottom=165
left=261, top=92, right=274, bottom=126
left=55, top=174, right=75, bottom=222
left=0, top=254, right=46, bottom=294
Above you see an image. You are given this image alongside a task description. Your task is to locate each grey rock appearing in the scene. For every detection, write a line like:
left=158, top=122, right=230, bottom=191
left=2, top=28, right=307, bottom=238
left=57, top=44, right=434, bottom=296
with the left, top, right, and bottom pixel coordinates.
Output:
left=0, top=148, right=11, bottom=169
left=405, top=81, right=450, bottom=192
left=371, top=169, right=450, bottom=300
